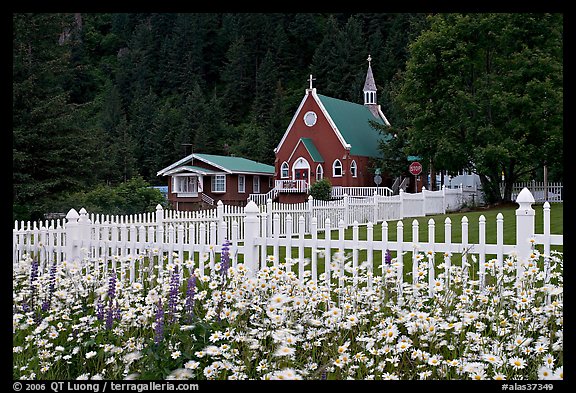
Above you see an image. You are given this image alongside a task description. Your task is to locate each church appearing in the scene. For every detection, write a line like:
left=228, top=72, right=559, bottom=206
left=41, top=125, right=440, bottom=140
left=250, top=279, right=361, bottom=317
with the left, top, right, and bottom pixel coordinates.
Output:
left=273, top=56, right=393, bottom=203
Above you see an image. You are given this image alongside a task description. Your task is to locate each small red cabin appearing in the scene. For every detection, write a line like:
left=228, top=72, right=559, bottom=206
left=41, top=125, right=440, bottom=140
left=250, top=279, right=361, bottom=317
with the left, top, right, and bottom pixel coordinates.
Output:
left=157, top=153, right=274, bottom=210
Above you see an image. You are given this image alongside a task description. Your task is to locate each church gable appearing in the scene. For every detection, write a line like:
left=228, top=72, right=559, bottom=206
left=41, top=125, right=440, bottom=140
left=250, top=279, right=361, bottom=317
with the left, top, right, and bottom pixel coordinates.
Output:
left=274, top=88, right=349, bottom=157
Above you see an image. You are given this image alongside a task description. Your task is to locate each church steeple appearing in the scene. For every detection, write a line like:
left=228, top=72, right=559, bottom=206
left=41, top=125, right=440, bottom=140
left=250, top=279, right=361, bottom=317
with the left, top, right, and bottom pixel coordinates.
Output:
left=363, top=55, right=381, bottom=119
left=363, top=55, right=377, bottom=105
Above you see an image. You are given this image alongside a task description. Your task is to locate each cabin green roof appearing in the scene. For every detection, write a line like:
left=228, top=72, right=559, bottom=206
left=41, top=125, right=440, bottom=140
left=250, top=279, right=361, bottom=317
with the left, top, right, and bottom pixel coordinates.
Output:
left=317, top=94, right=387, bottom=158
left=299, top=138, right=324, bottom=162
left=166, top=166, right=223, bottom=175
left=157, top=153, right=274, bottom=177
left=194, top=154, right=275, bottom=174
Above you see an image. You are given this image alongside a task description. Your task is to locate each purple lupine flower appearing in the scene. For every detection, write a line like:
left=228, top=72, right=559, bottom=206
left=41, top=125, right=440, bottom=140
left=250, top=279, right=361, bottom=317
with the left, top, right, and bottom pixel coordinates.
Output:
left=105, top=299, right=115, bottom=329
left=154, top=299, right=164, bottom=345
left=96, top=299, right=105, bottom=321
left=113, top=300, right=121, bottom=321
left=220, top=239, right=231, bottom=278
left=185, top=275, right=196, bottom=323
left=30, top=260, right=39, bottom=286
left=28, top=259, right=40, bottom=311
left=385, top=249, right=392, bottom=265
left=107, top=270, right=117, bottom=300
left=41, top=299, right=51, bottom=312
left=321, top=370, right=328, bottom=380
left=167, top=267, right=180, bottom=324
left=48, top=262, right=57, bottom=292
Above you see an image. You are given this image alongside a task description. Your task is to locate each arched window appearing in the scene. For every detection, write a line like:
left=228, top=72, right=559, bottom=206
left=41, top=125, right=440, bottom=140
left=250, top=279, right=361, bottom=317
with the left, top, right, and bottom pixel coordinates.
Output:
left=333, top=159, right=342, bottom=177
left=316, top=164, right=323, bottom=181
left=281, top=162, right=289, bottom=178
left=350, top=160, right=357, bottom=177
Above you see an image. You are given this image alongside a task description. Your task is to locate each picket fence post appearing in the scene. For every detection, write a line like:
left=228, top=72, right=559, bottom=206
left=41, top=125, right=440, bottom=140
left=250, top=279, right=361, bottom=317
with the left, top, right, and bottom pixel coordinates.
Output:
left=308, top=195, right=314, bottom=226
left=155, top=204, right=164, bottom=243
left=422, top=186, right=427, bottom=215
left=372, top=191, right=378, bottom=224
left=78, top=208, right=91, bottom=260
left=65, top=208, right=80, bottom=263
left=266, top=198, right=273, bottom=236
left=515, top=187, right=536, bottom=281
left=399, top=189, right=405, bottom=219
left=216, top=200, right=225, bottom=243
left=343, top=194, right=349, bottom=227
left=243, top=201, right=260, bottom=276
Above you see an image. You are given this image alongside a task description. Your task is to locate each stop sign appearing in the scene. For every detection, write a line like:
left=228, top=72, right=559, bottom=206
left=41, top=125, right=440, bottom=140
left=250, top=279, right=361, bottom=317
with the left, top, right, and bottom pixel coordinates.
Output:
left=409, top=161, right=422, bottom=176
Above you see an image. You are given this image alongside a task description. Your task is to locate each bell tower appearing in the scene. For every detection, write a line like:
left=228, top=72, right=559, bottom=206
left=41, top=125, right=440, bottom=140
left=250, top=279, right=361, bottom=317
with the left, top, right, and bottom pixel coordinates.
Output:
left=363, top=55, right=379, bottom=118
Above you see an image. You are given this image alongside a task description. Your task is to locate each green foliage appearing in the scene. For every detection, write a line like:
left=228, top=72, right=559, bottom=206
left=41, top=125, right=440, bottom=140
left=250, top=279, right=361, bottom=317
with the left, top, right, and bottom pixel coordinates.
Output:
left=309, top=178, right=332, bottom=201
left=395, top=13, right=563, bottom=203
left=52, top=176, right=167, bottom=216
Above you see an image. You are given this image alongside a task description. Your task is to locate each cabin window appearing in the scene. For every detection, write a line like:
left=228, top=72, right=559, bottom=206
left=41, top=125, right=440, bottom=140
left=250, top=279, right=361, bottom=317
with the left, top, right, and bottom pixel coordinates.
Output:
left=173, top=175, right=198, bottom=194
left=350, top=160, right=357, bottom=178
left=238, top=175, right=245, bottom=193
left=211, top=175, right=226, bottom=193
left=333, top=159, right=343, bottom=177
left=253, top=176, right=260, bottom=194
left=281, top=162, right=289, bottom=178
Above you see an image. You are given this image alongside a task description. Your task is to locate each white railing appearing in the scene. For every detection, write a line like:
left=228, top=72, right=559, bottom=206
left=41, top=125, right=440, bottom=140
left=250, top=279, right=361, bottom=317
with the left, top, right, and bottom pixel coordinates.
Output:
left=201, top=193, right=215, bottom=206
left=275, top=179, right=308, bottom=193
left=248, top=188, right=279, bottom=205
left=331, top=186, right=393, bottom=198
left=15, top=189, right=562, bottom=294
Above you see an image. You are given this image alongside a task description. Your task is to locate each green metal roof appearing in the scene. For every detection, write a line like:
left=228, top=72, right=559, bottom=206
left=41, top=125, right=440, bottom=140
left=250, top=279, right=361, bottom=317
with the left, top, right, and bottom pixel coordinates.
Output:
left=300, top=138, right=324, bottom=162
left=194, top=154, right=274, bottom=174
left=166, top=166, right=223, bottom=175
left=317, top=94, right=388, bottom=158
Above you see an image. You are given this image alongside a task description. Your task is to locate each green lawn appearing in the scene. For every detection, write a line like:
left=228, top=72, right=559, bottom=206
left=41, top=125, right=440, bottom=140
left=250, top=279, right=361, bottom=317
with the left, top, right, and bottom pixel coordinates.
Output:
left=321, top=202, right=563, bottom=243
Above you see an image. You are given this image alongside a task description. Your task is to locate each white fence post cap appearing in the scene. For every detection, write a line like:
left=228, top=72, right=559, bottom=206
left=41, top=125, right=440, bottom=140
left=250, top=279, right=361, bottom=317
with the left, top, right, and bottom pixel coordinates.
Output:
left=66, top=208, right=79, bottom=220
left=245, top=200, right=260, bottom=214
left=516, top=187, right=535, bottom=205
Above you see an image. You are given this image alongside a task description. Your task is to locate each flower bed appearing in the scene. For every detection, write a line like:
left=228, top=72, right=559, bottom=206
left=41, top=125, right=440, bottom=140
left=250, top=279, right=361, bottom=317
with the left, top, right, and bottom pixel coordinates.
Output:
left=13, top=247, right=563, bottom=380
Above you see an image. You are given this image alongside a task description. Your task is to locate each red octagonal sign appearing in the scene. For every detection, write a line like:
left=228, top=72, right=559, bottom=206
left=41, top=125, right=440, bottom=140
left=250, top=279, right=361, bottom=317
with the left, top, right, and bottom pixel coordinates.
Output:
left=409, top=161, right=422, bottom=176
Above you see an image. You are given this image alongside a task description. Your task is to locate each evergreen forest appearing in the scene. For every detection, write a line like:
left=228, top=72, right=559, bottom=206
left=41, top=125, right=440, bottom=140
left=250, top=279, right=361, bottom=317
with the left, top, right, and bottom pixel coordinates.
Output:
left=13, top=13, right=563, bottom=221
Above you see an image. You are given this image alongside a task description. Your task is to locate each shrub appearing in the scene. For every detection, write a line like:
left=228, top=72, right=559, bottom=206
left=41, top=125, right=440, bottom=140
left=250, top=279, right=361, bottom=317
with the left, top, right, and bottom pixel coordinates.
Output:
left=310, top=178, right=332, bottom=201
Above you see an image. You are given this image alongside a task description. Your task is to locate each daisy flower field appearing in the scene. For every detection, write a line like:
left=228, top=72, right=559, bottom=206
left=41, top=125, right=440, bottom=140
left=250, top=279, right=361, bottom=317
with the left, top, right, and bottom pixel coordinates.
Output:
left=13, top=245, right=563, bottom=381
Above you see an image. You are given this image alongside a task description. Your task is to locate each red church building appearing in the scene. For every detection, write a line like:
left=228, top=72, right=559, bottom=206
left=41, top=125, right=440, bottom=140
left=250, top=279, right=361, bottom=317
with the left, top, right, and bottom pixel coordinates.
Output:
left=274, top=56, right=392, bottom=203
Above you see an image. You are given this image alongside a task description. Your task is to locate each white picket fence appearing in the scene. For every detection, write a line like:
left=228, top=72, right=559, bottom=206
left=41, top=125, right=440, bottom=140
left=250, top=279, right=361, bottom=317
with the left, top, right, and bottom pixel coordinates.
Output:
left=13, top=188, right=562, bottom=294
left=510, top=181, right=563, bottom=203
left=12, top=186, right=478, bottom=267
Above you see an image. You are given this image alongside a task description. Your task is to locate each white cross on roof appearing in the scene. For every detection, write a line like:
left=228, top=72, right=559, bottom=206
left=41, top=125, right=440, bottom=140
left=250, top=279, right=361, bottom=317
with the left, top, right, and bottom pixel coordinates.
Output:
left=308, top=74, right=316, bottom=89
